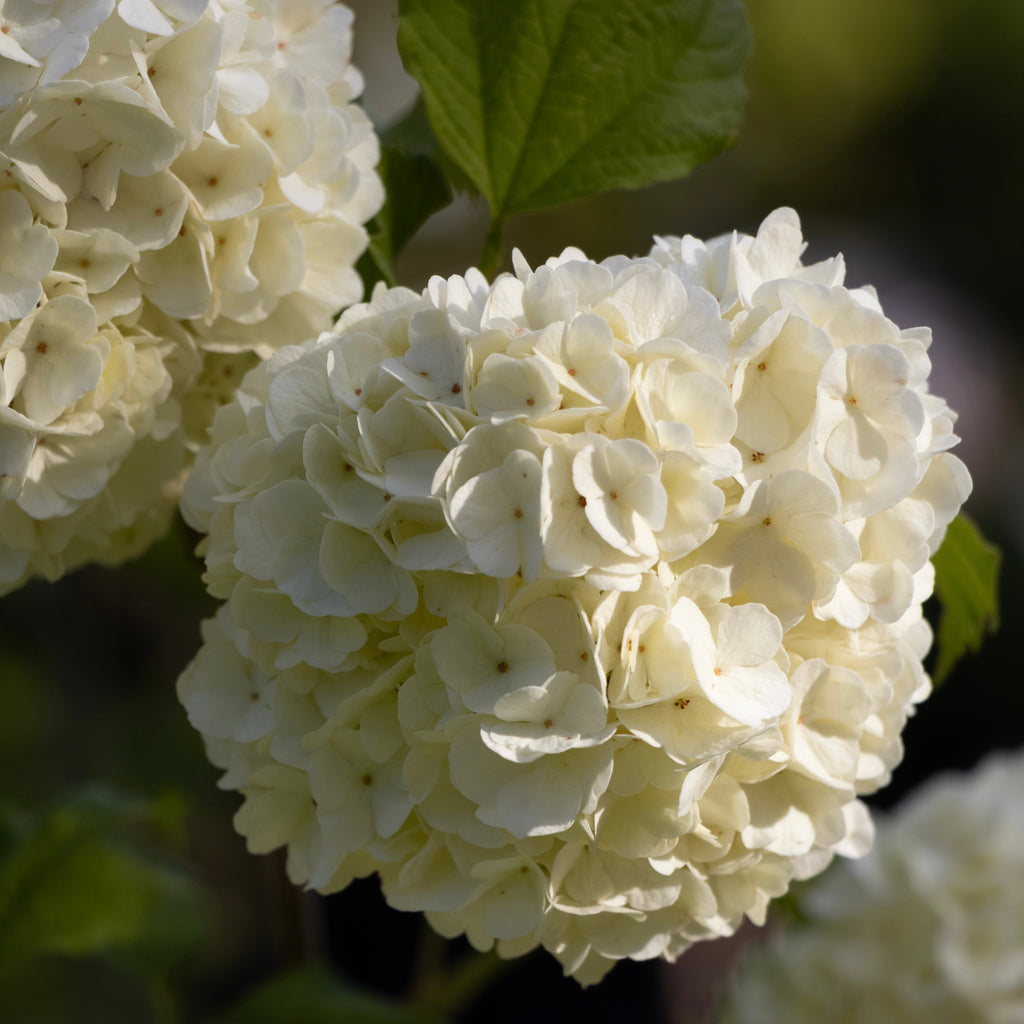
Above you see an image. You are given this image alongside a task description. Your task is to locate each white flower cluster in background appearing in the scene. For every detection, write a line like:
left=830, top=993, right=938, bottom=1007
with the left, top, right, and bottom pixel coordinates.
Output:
left=717, top=749, right=1024, bottom=1024
left=0, top=0, right=381, bottom=591
left=178, top=209, right=970, bottom=983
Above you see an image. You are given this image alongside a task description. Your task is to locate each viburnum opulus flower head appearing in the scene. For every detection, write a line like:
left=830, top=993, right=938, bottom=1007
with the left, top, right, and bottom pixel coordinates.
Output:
left=0, top=0, right=382, bottom=592
left=717, top=749, right=1024, bottom=1024
left=178, top=209, right=971, bottom=983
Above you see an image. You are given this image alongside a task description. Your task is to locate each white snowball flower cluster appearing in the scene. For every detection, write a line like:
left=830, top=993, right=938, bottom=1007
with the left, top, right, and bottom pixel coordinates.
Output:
left=0, top=0, right=381, bottom=591
left=178, top=209, right=970, bottom=983
left=717, top=748, right=1024, bottom=1024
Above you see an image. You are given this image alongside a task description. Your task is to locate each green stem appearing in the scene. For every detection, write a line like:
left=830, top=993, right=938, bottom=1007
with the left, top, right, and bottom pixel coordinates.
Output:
left=435, top=946, right=513, bottom=1015
left=407, top=924, right=523, bottom=1018
left=479, top=217, right=507, bottom=279
left=148, top=974, right=180, bottom=1024
left=407, top=923, right=447, bottom=1008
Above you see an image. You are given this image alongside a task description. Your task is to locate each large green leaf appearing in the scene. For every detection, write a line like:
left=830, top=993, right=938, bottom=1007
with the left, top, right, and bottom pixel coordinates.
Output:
left=931, top=514, right=1001, bottom=684
left=0, top=790, right=204, bottom=969
left=397, top=0, right=750, bottom=218
left=214, top=965, right=448, bottom=1024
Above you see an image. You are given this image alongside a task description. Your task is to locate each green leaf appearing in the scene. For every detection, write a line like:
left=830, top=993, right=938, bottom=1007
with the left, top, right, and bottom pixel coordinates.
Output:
left=0, top=789, right=205, bottom=970
left=214, top=965, right=448, bottom=1024
left=397, top=0, right=750, bottom=219
left=357, top=129, right=454, bottom=292
left=931, top=514, right=1001, bottom=684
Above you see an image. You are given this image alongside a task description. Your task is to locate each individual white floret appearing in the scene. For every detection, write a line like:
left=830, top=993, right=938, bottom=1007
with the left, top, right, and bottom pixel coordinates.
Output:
left=703, top=470, right=860, bottom=627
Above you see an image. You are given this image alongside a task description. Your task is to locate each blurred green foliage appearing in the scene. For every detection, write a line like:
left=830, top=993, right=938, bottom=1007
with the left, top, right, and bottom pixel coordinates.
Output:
left=214, top=965, right=448, bottom=1024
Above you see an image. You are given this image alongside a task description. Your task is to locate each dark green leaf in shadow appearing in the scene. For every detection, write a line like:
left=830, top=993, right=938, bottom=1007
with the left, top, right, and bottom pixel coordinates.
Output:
left=357, top=109, right=455, bottom=294
left=0, top=789, right=206, bottom=971
left=214, top=965, right=448, bottom=1024
left=397, top=0, right=750, bottom=219
left=931, top=514, right=1001, bottom=684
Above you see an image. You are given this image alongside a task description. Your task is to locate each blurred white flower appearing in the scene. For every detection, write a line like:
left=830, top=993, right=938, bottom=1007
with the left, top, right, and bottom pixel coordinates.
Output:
left=0, top=0, right=381, bottom=592
left=718, top=749, right=1024, bottom=1024
left=178, top=210, right=969, bottom=983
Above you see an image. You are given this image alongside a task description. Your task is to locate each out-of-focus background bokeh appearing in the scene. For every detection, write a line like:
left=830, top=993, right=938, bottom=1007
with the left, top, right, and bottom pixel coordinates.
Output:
left=0, top=1, right=1018, bottom=1021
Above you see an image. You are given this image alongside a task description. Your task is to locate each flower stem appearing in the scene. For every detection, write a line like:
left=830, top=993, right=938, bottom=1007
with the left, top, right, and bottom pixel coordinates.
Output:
left=407, top=923, right=521, bottom=1017
left=479, top=217, right=507, bottom=279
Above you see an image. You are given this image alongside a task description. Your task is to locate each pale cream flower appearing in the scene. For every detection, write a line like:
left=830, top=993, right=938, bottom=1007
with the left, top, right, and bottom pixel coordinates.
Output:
left=719, top=751, right=1024, bottom=1024
left=0, top=0, right=380, bottom=592
left=178, top=211, right=970, bottom=983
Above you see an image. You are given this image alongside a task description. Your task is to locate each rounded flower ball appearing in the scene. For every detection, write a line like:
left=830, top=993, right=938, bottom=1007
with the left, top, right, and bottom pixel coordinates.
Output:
left=0, top=0, right=382, bottom=591
left=178, top=209, right=970, bottom=983
left=717, top=749, right=1024, bottom=1024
